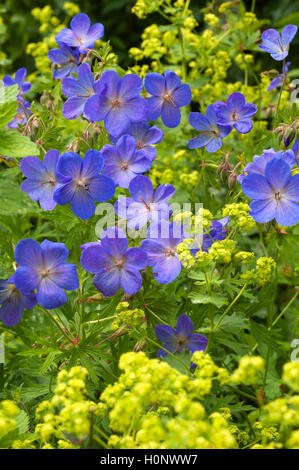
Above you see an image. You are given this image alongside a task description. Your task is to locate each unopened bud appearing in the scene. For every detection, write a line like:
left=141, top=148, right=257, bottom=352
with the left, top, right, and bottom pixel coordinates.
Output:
left=228, top=170, right=237, bottom=190
left=284, top=126, right=296, bottom=147
left=133, top=338, right=147, bottom=352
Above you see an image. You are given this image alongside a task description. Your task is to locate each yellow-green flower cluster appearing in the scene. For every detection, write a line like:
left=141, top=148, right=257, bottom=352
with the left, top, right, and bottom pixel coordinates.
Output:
left=131, top=0, right=162, bottom=19
left=282, top=361, right=299, bottom=393
left=35, top=366, right=106, bottom=445
left=0, top=400, right=19, bottom=439
left=204, top=14, right=219, bottom=27
left=209, top=239, right=236, bottom=264
left=230, top=355, right=264, bottom=386
left=177, top=238, right=196, bottom=268
left=261, top=396, right=299, bottom=428
left=100, top=351, right=236, bottom=449
left=222, top=203, right=256, bottom=232
left=111, top=302, right=145, bottom=331
left=255, top=257, right=276, bottom=285
left=234, top=251, right=255, bottom=264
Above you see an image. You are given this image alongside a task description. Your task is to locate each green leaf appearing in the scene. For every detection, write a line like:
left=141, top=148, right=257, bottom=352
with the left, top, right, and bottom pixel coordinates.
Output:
left=218, top=313, right=248, bottom=334
left=0, top=83, right=19, bottom=127
left=0, top=128, right=39, bottom=158
left=249, top=320, right=284, bottom=355
left=190, top=291, right=228, bottom=308
left=15, top=410, right=30, bottom=434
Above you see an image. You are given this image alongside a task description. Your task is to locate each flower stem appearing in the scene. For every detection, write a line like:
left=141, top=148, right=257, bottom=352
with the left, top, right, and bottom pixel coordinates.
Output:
left=143, top=334, right=190, bottom=373
left=41, top=307, right=73, bottom=343
left=274, top=59, right=286, bottom=126
left=215, top=282, right=248, bottom=329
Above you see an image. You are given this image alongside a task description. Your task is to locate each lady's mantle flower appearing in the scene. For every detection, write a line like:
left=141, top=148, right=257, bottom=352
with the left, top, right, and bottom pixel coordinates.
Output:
left=215, top=93, right=258, bottom=134
left=55, top=13, right=104, bottom=53
left=268, top=62, right=290, bottom=91
left=110, top=121, right=164, bottom=162
left=20, top=150, right=70, bottom=211
left=188, top=105, right=231, bottom=152
left=142, top=221, right=187, bottom=284
left=259, top=25, right=297, bottom=61
left=101, top=135, right=152, bottom=189
left=48, top=43, right=80, bottom=79
left=238, top=148, right=296, bottom=183
left=85, top=70, right=147, bottom=137
left=54, top=150, right=115, bottom=220
left=155, top=314, right=208, bottom=367
left=115, top=175, right=175, bottom=229
left=0, top=275, right=36, bottom=326
left=8, top=98, right=30, bottom=129
left=242, top=158, right=299, bottom=226
left=80, top=227, right=147, bottom=297
left=62, top=63, right=102, bottom=120
left=144, top=70, right=192, bottom=128
left=2, top=67, right=31, bottom=95
left=14, top=239, right=79, bottom=309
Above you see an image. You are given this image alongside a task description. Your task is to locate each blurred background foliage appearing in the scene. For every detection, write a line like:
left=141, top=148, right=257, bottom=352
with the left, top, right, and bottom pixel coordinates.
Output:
left=0, top=0, right=298, bottom=74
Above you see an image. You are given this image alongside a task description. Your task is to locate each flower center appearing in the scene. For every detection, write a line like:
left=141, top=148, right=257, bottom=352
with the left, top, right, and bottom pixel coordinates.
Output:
left=274, top=191, right=281, bottom=204
left=75, top=178, right=90, bottom=192
left=176, top=335, right=188, bottom=351
left=136, top=140, right=143, bottom=149
left=111, top=98, right=122, bottom=109
left=120, top=162, right=129, bottom=170
left=231, top=109, right=239, bottom=121
left=163, top=93, right=176, bottom=106
left=164, top=248, right=176, bottom=257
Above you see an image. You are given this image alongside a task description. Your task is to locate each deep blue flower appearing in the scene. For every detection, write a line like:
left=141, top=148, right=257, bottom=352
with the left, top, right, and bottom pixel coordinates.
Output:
left=188, top=105, right=231, bottom=152
left=238, top=148, right=296, bottom=183
left=84, top=70, right=147, bottom=137
left=110, top=121, right=164, bottom=162
left=81, top=241, right=101, bottom=251
left=101, top=135, right=152, bottom=189
left=54, top=149, right=115, bottom=220
left=55, top=13, right=104, bottom=53
left=201, top=217, right=229, bottom=252
left=8, top=98, right=30, bottom=129
left=268, top=62, right=291, bottom=91
left=144, top=70, right=192, bottom=128
left=115, top=175, right=175, bottom=229
left=14, top=239, right=79, bottom=309
left=242, top=158, right=299, bottom=226
left=0, top=274, right=36, bottom=326
left=215, top=93, right=258, bottom=134
left=20, top=150, right=70, bottom=211
left=62, top=63, right=102, bottom=120
left=155, top=314, right=208, bottom=367
left=80, top=227, right=147, bottom=297
left=259, top=25, right=297, bottom=61
left=142, top=221, right=187, bottom=284
left=48, top=43, right=80, bottom=79
left=2, top=67, right=31, bottom=95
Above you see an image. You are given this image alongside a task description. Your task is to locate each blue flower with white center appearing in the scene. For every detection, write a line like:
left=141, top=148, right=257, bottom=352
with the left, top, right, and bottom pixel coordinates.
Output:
left=2, top=67, right=31, bottom=96
left=115, top=175, right=175, bottom=229
left=241, top=158, right=299, bottom=226
left=62, top=63, right=102, bottom=120
left=259, top=25, right=297, bottom=61
left=84, top=70, right=147, bottom=138
left=14, top=239, right=79, bottom=310
left=214, top=93, right=258, bottom=134
left=20, top=150, right=70, bottom=211
left=237, top=148, right=296, bottom=184
left=101, top=135, right=152, bottom=189
left=155, top=314, right=208, bottom=368
left=0, top=275, right=36, bottom=326
left=109, top=121, right=164, bottom=162
left=80, top=227, right=147, bottom=297
left=144, top=70, right=192, bottom=128
left=53, top=149, right=115, bottom=220
left=188, top=105, right=231, bottom=152
left=55, top=13, right=104, bottom=54
left=48, top=43, right=80, bottom=79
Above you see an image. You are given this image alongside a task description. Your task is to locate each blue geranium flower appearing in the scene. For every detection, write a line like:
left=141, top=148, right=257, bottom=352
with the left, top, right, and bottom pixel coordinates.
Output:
left=110, top=121, right=164, bottom=162
left=8, top=98, right=30, bottom=129
left=188, top=105, right=231, bottom=152
left=84, top=70, right=147, bottom=137
left=53, top=149, right=115, bottom=220
left=20, top=150, right=70, bottom=211
left=62, top=63, right=102, bottom=120
left=259, top=25, right=297, bottom=61
left=115, top=175, right=175, bottom=229
left=142, top=221, right=187, bottom=284
left=155, top=314, right=208, bottom=367
left=14, top=239, right=79, bottom=309
left=214, top=93, right=258, bottom=134
left=2, top=67, right=31, bottom=95
left=55, top=13, right=104, bottom=53
left=201, top=217, right=229, bottom=252
left=0, top=274, right=36, bottom=326
left=101, top=135, right=152, bottom=189
left=238, top=148, right=296, bottom=183
left=48, top=43, right=80, bottom=79
left=268, top=62, right=291, bottom=91
left=144, top=70, right=191, bottom=128
left=242, top=158, right=299, bottom=226
left=80, top=227, right=147, bottom=297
